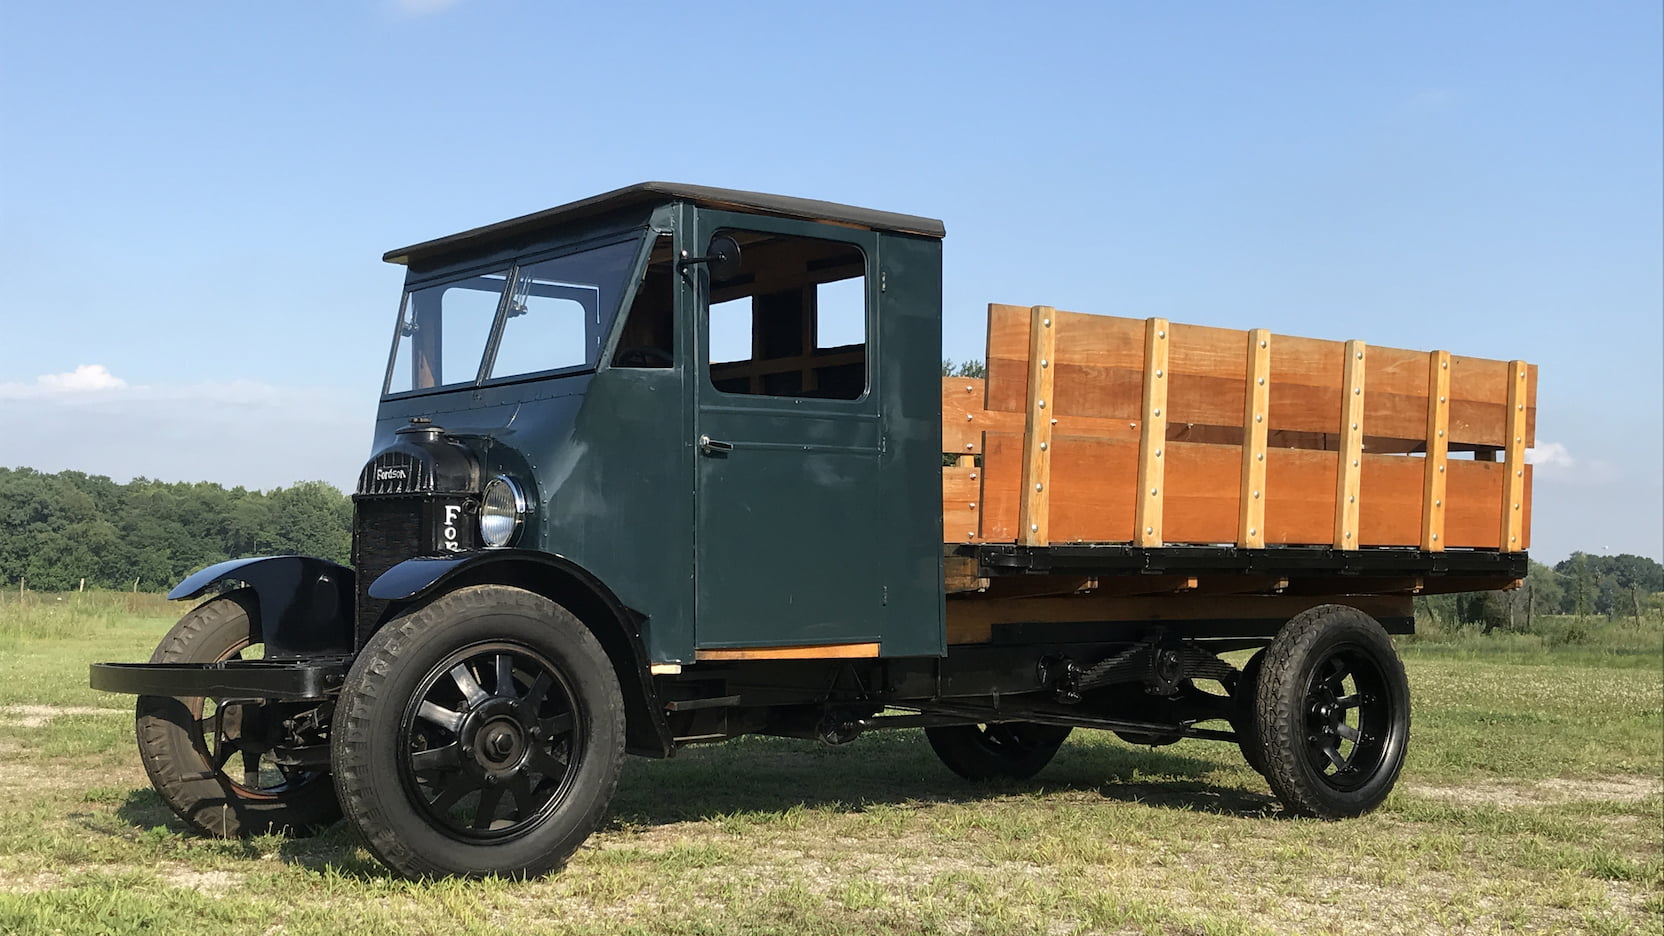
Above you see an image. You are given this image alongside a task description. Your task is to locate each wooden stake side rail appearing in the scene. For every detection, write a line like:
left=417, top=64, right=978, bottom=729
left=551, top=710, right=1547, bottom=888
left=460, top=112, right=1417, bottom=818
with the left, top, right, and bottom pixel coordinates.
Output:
left=944, top=304, right=1536, bottom=552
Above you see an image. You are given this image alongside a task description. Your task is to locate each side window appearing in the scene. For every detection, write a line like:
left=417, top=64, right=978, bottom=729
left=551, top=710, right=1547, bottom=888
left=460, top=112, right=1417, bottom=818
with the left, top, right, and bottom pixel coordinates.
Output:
left=611, top=234, right=676, bottom=368
left=706, top=231, right=867, bottom=400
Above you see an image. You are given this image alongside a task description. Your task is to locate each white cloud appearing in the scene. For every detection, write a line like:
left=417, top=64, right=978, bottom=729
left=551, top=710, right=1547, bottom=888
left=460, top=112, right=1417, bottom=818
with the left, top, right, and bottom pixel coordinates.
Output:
left=1526, top=440, right=1618, bottom=485
left=0, top=375, right=373, bottom=492
left=1, top=364, right=128, bottom=397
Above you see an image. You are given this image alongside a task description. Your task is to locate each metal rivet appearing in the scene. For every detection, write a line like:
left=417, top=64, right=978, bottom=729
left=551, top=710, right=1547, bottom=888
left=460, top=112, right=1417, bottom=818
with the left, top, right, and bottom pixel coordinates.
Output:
left=1439, top=395, right=1446, bottom=403
left=1349, top=495, right=1356, bottom=503
left=1516, top=436, right=1522, bottom=444
left=1158, top=330, right=1166, bottom=339
left=1257, top=453, right=1265, bottom=461
left=966, top=414, right=974, bottom=421
left=1353, top=460, right=1359, bottom=467
left=1037, top=399, right=1046, bottom=408
left=1130, top=422, right=1138, bottom=429
left=1155, top=369, right=1164, bottom=378
left=966, top=384, right=974, bottom=392
left=1432, top=534, right=1439, bottom=541
left=969, top=473, right=977, bottom=480
left=1438, top=465, right=1445, bottom=473
left=1050, top=418, right=1057, bottom=425
left=1155, top=448, right=1162, bottom=457
left=1145, top=526, right=1154, bottom=535
left=965, top=443, right=974, bottom=450
left=1435, top=499, right=1442, bottom=507
left=1256, top=414, right=1263, bottom=422
left=1153, top=408, right=1162, bottom=417
left=1039, top=442, right=1047, bottom=451
left=1043, top=318, right=1051, bottom=327
left=1253, top=491, right=1261, bottom=499
left=1516, top=470, right=1522, bottom=477
left=1354, top=387, right=1362, bottom=395
left=1258, top=377, right=1265, bottom=385
left=1518, top=404, right=1524, bottom=411
left=1511, top=535, right=1517, bottom=542
left=1036, top=483, right=1044, bottom=492
left=1438, top=429, right=1444, bottom=437
left=1351, top=423, right=1358, bottom=431
left=1442, top=361, right=1448, bottom=369
left=1514, top=503, right=1520, bottom=510
left=969, top=502, right=977, bottom=509
left=1249, top=528, right=1258, bottom=536
left=1260, top=340, right=1267, bottom=348
left=1030, top=523, right=1039, bottom=532
left=1345, top=531, right=1352, bottom=539
left=1041, top=358, right=1049, bottom=368
left=1150, top=488, right=1159, bottom=496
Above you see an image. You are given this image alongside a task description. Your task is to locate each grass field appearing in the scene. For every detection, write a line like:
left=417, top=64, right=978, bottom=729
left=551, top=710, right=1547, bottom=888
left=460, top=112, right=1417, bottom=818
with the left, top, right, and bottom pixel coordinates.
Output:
left=0, top=593, right=1659, bottom=935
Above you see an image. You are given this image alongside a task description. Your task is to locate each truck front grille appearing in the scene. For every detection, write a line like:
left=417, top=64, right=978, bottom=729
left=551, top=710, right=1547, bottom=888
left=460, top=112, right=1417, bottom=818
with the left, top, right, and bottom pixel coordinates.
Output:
left=352, top=496, right=426, bottom=649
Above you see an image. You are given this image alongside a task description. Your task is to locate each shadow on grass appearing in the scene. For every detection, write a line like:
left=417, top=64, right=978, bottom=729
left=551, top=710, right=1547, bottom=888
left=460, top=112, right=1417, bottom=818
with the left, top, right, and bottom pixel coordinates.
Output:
left=105, top=732, right=1275, bottom=878
left=605, top=731, right=1278, bottom=828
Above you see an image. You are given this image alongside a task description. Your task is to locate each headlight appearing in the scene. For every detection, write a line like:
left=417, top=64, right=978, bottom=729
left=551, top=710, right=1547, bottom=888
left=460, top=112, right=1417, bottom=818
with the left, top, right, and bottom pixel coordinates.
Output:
left=479, top=476, right=527, bottom=548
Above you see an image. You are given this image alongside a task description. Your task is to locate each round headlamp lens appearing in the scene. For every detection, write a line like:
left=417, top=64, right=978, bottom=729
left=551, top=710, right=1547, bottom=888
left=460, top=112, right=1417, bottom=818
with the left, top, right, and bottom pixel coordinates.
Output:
left=479, top=477, right=525, bottom=547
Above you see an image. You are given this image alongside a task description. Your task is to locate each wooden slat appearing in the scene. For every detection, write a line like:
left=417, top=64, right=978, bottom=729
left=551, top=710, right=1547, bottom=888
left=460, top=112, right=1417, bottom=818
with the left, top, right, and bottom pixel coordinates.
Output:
left=1018, top=306, right=1058, bottom=545
left=1135, top=318, right=1170, bottom=546
left=1501, top=360, right=1529, bottom=551
left=1421, top=350, right=1450, bottom=551
left=943, top=464, right=981, bottom=542
left=1334, top=340, right=1366, bottom=550
left=1238, top=329, right=1271, bottom=547
left=941, top=378, right=1022, bottom=454
left=695, top=642, right=880, bottom=661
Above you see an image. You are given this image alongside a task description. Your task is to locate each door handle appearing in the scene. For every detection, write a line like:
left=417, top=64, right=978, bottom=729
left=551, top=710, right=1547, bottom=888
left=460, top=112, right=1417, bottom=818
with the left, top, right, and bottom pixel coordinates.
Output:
left=698, top=434, right=734, bottom=455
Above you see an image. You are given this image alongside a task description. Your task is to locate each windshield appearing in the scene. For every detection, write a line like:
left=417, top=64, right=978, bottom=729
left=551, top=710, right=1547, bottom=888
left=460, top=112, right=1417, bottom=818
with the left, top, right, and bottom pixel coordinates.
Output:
left=384, top=238, right=642, bottom=395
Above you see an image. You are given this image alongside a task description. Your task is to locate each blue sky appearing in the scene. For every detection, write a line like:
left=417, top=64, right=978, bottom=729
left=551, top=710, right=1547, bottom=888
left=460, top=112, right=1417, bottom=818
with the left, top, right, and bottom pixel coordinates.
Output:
left=1, top=1, right=1659, bottom=561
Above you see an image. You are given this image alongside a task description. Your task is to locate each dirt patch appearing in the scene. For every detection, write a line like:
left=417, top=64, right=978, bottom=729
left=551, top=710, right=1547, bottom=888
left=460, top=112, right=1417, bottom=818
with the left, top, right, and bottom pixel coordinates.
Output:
left=159, top=867, right=244, bottom=892
left=0, top=704, right=128, bottom=729
left=1409, top=774, right=1661, bottom=806
left=0, top=871, right=61, bottom=894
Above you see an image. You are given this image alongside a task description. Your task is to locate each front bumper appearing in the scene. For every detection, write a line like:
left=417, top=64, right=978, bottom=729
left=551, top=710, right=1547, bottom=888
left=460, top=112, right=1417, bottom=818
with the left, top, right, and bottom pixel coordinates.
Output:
left=89, top=658, right=349, bottom=700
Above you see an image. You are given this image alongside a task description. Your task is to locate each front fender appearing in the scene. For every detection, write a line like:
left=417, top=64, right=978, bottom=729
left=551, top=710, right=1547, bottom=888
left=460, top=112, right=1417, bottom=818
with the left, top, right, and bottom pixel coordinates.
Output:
left=169, top=556, right=354, bottom=658
left=369, top=550, right=671, bottom=758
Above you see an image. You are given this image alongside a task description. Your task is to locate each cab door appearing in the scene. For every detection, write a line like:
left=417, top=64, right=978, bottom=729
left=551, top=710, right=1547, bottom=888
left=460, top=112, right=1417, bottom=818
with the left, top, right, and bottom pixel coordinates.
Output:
left=690, top=212, right=886, bottom=653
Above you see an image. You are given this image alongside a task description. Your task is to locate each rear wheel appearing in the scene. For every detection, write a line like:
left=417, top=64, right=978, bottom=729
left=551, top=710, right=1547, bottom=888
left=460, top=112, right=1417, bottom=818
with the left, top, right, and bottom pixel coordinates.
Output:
left=134, top=589, right=341, bottom=837
left=331, top=585, right=625, bottom=879
left=1231, top=650, right=1268, bottom=775
left=925, top=722, right=1072, bottom=780
left=1254, top=605, right=1410, bottom=818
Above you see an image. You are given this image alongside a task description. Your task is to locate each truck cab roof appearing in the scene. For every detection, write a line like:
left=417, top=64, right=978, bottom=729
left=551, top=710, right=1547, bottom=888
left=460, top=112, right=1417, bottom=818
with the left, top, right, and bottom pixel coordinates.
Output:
left=382, top=182, right=948, bottom=268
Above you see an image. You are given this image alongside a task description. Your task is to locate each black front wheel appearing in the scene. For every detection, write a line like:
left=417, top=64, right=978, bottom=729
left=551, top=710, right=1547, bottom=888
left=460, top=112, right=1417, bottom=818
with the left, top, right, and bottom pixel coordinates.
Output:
left=1254, top=605, right=1410, bottom=818
left=925, top=722, right=1072, bottom=781
left=134, top=589, right=341, bottom=837
left=331, top=586, right=625, bottom=879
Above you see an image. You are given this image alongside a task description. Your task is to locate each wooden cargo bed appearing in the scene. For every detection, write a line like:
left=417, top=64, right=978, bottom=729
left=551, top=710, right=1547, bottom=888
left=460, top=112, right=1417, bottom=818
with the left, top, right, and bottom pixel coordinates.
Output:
left=940, top=304, right=1534, bottom=642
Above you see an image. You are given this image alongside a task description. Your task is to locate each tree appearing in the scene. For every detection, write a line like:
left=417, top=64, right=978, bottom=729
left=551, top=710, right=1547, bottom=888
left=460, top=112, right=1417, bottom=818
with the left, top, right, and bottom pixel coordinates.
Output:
left=942, top=358, right=988, bottom=379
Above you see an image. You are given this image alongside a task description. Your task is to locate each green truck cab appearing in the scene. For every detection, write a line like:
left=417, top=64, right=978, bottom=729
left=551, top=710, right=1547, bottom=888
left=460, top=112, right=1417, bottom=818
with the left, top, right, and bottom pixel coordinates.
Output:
left=92, top=183, right=1532, bottom=878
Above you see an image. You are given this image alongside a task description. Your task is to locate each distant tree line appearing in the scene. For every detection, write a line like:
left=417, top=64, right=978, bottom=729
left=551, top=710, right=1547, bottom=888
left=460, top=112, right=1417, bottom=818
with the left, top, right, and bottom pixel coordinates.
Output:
left=0, top=467, right=350, bottom=592
left=1421, top=554, right=1664, bottom=633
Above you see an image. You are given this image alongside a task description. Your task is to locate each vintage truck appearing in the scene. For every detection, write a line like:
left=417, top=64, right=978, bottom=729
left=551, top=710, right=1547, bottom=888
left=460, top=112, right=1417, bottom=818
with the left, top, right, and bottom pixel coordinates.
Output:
left=91, top=183, right=1535, bottom=879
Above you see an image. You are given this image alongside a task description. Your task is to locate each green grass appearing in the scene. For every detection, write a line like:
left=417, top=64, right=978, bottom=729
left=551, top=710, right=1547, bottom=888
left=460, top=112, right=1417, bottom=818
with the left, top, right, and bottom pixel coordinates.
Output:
left=0, top=602, right=1658, bottom=935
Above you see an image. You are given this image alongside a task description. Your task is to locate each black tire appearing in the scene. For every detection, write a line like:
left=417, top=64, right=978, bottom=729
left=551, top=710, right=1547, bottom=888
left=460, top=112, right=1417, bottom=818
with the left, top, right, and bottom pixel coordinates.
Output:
left=925, top=722, right=1072, bottom=781
left=1231, top=649, right=1269, bottom=776
left=331, top=585, right=625, bottom=879
left=1254, top=605, right=1410, bottom=818
left=134, top=589, right=341, bottom=837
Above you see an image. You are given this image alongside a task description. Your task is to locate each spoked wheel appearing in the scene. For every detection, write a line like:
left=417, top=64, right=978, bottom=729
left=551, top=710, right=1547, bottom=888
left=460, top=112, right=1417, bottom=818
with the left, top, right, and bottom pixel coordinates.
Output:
left=332, top=585, right=625, bottom=879
left=134, top=589, right=341, bottom=837
left=925, top=722, right=1072, bottom=781
left=400, top=642, right=582, bottom=839
left=1255, top=605, right=1410, bottom=818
